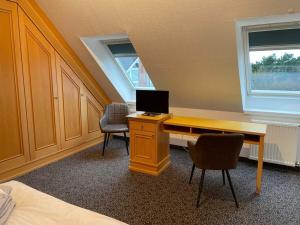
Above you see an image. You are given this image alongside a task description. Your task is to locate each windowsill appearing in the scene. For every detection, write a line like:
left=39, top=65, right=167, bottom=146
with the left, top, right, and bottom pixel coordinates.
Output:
left=242, top=93, right=300, bottom=121
left=244, top=109, right=300, bottom=126
left=249, top=90, right=300, bottom=97
left=126, top=100, right=136, bottom=104
left=244, top=109, right=300, bottom=117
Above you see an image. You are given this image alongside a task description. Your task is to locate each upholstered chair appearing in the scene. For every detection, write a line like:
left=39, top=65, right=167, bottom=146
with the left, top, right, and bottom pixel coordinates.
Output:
left=188, top=133, right=244, bottom=208
left=99, top=103, right=129, bottom=156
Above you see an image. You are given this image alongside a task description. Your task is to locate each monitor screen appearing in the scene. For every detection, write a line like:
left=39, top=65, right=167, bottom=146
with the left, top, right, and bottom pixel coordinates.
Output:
left=136, top=90, right=169, bottom=114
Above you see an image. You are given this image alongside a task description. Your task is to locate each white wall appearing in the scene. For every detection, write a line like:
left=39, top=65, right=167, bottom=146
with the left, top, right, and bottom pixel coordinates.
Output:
left=35, top=0, right=300, bottom=112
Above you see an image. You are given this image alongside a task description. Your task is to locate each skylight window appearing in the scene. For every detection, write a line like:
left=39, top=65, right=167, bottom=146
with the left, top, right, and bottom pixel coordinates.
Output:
left=107, top=43, right=154, bottom=90
left=236, top=15, right=300, bottom=115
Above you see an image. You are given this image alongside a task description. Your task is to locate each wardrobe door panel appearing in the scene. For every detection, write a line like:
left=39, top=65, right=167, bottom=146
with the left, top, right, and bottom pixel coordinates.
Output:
left=56, top=53, right=84, bottom=149
left=62, top=71, right=82, bottom=139
left=0, top=1, right=30, bottom=173
left=19, top=9, right=60, bottom=159
left=83, top=88, right=103, bottom=142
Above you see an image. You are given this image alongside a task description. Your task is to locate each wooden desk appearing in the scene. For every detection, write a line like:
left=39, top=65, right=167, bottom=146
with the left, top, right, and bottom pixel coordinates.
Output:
left=163, top=116, right=267, bottom=194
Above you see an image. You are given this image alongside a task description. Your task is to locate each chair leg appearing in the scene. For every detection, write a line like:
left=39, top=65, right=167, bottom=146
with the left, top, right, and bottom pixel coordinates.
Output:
left=102, top=133, right=107, bottom=156
left=123, top=132, right=129, bottom=155
left=189, top=164, right=195, bottom=184
left=222, top=170, right=225, bottom=185
left=225, top=170, right=239, bottom=208
left=106, top=133, right=110, bottom=147
left=196, top=169, right=206, bottom=208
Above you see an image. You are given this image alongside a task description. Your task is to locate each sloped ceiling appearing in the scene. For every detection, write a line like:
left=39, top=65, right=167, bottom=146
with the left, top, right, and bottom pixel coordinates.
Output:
left=35, top=0, right=300, bottom=112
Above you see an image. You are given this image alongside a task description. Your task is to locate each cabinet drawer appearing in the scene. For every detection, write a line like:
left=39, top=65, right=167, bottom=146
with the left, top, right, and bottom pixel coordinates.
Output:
left=130, top=121, right=156, bottom=132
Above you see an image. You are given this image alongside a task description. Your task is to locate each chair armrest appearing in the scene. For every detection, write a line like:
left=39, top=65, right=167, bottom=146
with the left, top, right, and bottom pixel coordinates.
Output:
left=99, top=114, right=108, bottom=130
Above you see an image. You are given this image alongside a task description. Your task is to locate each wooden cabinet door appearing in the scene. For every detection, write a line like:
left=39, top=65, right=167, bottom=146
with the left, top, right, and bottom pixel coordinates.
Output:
left=0, top=1, right=30, bottom=173
left=19, top=9, right=61, bottom=160
left=82, top=88, right=104, bottom=142
left=56, top=53, right=85, bottom=149
left=131, top=130, right=156, bottom=164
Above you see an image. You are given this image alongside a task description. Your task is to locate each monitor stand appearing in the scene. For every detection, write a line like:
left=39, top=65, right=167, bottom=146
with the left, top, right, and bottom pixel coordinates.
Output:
left=142, top=112, right=161, bottom=117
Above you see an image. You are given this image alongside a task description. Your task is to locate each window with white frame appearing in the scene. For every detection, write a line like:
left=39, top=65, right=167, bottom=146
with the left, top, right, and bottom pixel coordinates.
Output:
left=236, top=16, right=300, bottom=115
left=245, top=27, right=300, bottom=95
left=106, top=42, right=155, bottom=90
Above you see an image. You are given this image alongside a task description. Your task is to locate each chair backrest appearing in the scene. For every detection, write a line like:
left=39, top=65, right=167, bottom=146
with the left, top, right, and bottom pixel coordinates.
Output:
left=104, top=103, right=129, bottom=124
left=189, top=133, right=244, bottom=170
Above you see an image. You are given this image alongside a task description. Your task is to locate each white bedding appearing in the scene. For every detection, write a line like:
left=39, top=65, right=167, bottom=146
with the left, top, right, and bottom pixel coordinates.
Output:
left=3, top=181, right=128, bottom=225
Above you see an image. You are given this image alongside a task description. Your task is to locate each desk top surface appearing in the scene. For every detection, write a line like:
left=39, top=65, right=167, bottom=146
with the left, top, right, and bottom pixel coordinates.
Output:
left=164, top=116, right=267, bottom=136
left=127, top=113, right=171, bottom=121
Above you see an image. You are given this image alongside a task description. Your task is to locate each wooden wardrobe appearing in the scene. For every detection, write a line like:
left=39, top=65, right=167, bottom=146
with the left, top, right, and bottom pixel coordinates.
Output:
left=0, top=0, right=106, bottom=180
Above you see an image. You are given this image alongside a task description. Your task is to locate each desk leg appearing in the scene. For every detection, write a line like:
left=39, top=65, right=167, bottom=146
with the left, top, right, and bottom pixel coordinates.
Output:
left=256, top=136, right=265, bottom=194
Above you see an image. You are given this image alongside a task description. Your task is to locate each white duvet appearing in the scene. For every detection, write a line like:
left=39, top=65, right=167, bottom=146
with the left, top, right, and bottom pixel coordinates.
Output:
left=4, top=181, right=128, bottom=225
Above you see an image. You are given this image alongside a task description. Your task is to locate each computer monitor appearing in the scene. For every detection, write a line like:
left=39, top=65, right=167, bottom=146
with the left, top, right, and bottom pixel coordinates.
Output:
left=136, top=90, right=169, bottom=116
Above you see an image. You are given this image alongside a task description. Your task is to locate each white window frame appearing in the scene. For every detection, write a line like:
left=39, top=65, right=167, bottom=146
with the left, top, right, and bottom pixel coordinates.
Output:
left=242, top=25, right=300, bottom=97
left=236, top=14, right=300, bottom=115
left=103, top=41, right=155, bottom=90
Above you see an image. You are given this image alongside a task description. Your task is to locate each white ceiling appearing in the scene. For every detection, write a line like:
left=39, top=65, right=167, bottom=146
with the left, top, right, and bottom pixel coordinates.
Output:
left=35, top=0, right=300, bottom=112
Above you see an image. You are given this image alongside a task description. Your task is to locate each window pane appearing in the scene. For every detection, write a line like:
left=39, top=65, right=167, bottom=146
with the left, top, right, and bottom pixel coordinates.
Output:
left=249, top=49, right=300, bottom=91
left=115, top=56, right=155, bottom=89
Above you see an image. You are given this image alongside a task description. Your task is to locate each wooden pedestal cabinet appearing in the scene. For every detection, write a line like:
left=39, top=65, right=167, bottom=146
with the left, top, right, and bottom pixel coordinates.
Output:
left=128, top=114, right=171, bottom=175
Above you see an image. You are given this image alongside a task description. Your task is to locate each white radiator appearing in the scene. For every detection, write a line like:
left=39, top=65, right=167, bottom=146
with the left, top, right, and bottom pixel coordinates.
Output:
left=240, top=124, right=299, bottom=167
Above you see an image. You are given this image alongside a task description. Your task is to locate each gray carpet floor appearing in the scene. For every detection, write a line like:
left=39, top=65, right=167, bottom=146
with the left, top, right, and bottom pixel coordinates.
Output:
left=16, top=139, right=300, bottom=225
